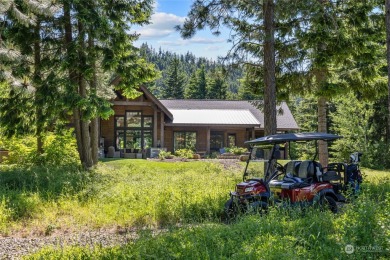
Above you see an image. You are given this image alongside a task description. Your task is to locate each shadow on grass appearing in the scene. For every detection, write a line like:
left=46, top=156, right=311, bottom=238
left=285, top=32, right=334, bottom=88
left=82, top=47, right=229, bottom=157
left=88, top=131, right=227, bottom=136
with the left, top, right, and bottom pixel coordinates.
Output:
left=0, top=164, right=97, bottom=220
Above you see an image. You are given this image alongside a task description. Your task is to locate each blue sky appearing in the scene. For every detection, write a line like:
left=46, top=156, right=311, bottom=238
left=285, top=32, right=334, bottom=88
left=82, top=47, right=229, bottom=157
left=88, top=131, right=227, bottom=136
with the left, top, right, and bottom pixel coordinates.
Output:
left=134, top=0, right=231, bottom=60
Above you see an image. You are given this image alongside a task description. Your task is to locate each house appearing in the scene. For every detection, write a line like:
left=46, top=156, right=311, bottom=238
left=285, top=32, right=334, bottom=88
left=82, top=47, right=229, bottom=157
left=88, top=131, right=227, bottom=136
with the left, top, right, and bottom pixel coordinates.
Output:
left=100, top=86, right=299, bottom=158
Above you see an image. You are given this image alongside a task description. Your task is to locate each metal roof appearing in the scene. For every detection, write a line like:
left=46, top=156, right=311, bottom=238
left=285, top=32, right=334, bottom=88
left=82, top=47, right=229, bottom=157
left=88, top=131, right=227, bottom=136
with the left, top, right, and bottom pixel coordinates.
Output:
left=167, top=109, right=260, bottom=126
left=160, top=100, right=299, bottom=130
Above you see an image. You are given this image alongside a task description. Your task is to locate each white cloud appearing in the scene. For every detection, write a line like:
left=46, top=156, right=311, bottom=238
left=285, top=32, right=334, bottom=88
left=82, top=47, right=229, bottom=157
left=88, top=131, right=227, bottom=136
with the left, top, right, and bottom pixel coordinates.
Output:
left=158, top=37, right=225, bottom=47
left=137, top=12, right=185, bottom=39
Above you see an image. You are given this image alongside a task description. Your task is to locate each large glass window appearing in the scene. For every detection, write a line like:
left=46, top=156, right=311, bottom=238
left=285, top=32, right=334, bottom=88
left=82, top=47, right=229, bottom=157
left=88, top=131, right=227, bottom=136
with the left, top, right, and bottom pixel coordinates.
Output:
left=126, top=112, right=141, bottom=127
left=174, top=132, right=196, bottom=150
left=116, top=130, right=125, bottom=149
left=114, top=111, right=153, bottom=150
left=228, top=134, right=236, bottom=147
left=210, top=131, right=224, bottom=152
left=143, top=130, right=153, bottom=149
left=126, top=130, right=142, bottom=149
left=143, top=117, right=153, bottom=128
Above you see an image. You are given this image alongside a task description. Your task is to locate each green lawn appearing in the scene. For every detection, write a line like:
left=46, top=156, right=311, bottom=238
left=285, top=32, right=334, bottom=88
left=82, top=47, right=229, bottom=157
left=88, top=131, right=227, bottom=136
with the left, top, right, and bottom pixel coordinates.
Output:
left=0, top=159, right=389, bottom=259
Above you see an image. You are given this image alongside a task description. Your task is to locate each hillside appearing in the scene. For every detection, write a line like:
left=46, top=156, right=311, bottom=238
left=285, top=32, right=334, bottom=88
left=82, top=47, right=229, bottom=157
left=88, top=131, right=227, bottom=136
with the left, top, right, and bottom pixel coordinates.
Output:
left=139, top=43, right=243, bottom=99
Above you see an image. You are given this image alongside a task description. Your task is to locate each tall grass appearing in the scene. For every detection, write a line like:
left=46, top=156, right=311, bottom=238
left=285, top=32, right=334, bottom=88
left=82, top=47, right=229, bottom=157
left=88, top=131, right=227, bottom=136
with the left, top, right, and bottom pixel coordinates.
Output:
left=0, top=160, right=388, bottom=259
left=28, top=195, right=389, bottom=259
left=0, top=160, right=240, bottom=235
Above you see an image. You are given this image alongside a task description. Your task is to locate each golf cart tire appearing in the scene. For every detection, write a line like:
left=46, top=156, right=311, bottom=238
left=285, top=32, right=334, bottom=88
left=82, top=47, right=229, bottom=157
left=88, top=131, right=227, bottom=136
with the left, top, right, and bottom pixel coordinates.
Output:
left=321, top=195, right=338, bottom=214
left=224, top=199, right=237, bottom=221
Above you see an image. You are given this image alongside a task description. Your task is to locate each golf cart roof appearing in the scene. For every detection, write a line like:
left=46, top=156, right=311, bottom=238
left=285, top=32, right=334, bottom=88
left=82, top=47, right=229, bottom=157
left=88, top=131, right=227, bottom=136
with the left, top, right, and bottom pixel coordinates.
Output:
left=245, top=132, right=342, bottom=145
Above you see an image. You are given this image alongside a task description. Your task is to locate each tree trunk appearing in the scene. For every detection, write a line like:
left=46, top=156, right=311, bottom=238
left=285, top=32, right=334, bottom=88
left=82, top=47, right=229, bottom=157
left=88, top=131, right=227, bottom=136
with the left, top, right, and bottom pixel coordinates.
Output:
left=78, top=21, right=93, bottom=169
left=64, top=3, right=85, bottom=165
left=79, top=78, right=93, bottom=168
left=386, top=0, right=390, bottom=143
left=263, top=0, right=277, bottom=136
left=33, top=20, right=44, bottom=155
left=89, top=36, right=99, bottom=165
left=318, top=96, right=328, bottom=166
left=263, top=0, right=277, bottom=181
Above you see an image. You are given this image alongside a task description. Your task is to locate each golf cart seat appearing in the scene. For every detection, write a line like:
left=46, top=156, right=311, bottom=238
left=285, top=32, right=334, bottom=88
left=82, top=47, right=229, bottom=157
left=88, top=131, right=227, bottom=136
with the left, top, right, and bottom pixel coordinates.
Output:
left=284, top=160, right=301, bottom=176
left=322, top=170, right=342, bottom=182
left=297, top=160, right=325, bottom=182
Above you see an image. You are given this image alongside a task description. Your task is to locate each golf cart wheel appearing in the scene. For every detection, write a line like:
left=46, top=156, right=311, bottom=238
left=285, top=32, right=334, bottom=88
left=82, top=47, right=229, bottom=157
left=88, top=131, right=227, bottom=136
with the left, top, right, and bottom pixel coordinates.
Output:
left=224, top=199, right=237, bottom=222
left=320, top=195, right=338, bottom=214
left=248, top=200, right=269, bottom=216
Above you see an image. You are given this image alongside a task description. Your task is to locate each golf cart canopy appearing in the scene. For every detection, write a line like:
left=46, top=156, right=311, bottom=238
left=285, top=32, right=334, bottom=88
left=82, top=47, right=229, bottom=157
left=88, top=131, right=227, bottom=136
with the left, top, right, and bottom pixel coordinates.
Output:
left=245, top=132, right=342, bottom=145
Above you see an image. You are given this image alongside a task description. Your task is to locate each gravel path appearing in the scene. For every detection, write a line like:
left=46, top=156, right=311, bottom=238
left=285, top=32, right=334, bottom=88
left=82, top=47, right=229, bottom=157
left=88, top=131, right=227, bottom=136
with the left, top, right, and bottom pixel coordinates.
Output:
left=0, top=228, right=143, bottom=259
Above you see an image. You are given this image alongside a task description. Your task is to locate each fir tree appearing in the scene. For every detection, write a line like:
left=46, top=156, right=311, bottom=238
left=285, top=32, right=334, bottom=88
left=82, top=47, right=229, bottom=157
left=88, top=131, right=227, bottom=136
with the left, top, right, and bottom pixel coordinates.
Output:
left=207, top=68, right=227, bottom=99
left=162, top=57, right=185, bottom=99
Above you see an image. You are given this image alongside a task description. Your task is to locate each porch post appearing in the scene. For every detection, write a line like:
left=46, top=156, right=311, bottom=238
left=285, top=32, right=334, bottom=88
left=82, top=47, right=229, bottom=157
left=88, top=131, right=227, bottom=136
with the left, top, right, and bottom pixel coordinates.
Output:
left=153, top=108, right=158, bottom=146
left=252, top=127, right=255, bottom=139
left=206, top=127, right=210, bottom=154
left=160, top=112, right=165, bottom=147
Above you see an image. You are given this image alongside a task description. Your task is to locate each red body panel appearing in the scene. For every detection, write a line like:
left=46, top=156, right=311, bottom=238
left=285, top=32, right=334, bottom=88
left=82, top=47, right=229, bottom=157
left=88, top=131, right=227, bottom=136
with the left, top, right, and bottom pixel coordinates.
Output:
left=278, top=183, right=333, bottom=203
left=236, top=180, right=267, bottom=196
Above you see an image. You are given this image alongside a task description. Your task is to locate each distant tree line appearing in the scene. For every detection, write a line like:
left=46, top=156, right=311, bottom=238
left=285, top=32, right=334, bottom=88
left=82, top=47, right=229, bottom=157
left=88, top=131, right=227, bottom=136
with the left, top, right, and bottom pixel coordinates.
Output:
left=139, top=43, right=248, bottom=100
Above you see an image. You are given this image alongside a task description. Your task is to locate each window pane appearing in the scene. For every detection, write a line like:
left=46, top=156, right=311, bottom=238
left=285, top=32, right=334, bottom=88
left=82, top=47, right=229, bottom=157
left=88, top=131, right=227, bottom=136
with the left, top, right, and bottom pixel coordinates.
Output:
left=143, top=117, right=153, bottom=128
left=185, top=132, right=196, bottom=150
left=126, top=112, right=141, bottom=127
left=116, top=130, right=125, bottom=149
left=174, top=132, right=196, bottom=150
left=143, top=130, right=153, bottom=149
left=210, top=132, right=224, bottom=152
left=125, top=130, right=142, bottom=149
left=228, top=134, right=236, bottom=147
left=116, top=117, right=125, bottom=128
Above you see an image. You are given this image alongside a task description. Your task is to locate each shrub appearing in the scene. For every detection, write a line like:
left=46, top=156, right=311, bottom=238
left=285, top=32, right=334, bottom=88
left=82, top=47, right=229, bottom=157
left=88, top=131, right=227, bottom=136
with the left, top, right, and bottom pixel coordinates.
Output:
left=0, top=130, right=79, bottom=166
left=158, top=151, right=173, bottom=160
left=226, top=146, right=248, bottom=155
left=174, top=149, right=194, bottom=159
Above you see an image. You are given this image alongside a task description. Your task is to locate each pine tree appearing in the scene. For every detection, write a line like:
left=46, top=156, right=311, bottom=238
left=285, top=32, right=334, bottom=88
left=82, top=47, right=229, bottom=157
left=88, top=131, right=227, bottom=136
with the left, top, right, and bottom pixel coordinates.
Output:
left=177, top=0, right=302, bottom=135
left=185, top=71, right=199, bottom=99
left=207, top=68, right=227, bottom=99
left=291, top=0, right=383, bottom=165
left=1, top=1, right=157, bottom=168
left=62, top=0, right=157, bottom=168
left=0, top=0, right=64, bottom=158
left=197, top=65, right=207, bottom=99
left=162, top=57, right=185, bottom=99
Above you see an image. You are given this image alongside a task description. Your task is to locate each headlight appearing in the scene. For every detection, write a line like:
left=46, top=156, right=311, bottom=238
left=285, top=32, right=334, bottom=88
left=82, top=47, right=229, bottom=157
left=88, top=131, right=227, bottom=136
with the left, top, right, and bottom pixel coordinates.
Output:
left=245, top=187, right=254, bottom=192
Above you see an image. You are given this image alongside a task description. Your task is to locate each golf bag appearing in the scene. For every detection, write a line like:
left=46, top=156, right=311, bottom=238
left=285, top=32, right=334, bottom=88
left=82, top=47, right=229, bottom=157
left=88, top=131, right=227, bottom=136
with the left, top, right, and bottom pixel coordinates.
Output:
left=346, top=152, right=363, bottom=194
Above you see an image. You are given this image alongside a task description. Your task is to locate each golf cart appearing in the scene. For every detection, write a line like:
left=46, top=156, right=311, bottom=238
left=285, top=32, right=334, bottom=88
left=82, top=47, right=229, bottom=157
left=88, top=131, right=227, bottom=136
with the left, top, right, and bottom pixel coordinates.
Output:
left=225, top=132, right=362, bottom=217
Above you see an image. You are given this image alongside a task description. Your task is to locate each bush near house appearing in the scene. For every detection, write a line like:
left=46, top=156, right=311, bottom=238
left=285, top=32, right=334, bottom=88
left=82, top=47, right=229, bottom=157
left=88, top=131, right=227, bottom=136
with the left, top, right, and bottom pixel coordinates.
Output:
left=158, top=150, right=174, bottom=160
left=174, top=148, right=195, bottom=159
left=225, top=146, right=248, bottom=155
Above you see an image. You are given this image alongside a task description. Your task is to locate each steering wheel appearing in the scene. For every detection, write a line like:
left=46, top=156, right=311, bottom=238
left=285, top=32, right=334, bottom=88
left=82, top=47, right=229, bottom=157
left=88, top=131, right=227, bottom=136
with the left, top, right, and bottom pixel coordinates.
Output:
left=275, top=161, right=285, bottom=174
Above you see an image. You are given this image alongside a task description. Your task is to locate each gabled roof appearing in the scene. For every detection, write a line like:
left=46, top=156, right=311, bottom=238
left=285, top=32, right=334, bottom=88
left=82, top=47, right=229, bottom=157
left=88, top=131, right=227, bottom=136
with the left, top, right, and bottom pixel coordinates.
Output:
left=139, top=86, right=173, bottom=120
left=110, top=75, right=173, bottom=120
left=160, top=99, right=299, bottom=130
